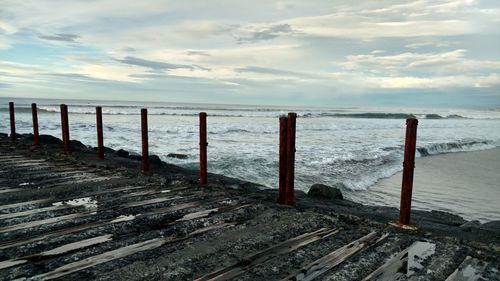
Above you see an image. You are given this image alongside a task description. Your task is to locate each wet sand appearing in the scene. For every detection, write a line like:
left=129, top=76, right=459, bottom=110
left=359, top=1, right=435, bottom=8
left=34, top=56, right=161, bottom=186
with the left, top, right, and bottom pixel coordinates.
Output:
left=365, top=148, right=500, bottom=222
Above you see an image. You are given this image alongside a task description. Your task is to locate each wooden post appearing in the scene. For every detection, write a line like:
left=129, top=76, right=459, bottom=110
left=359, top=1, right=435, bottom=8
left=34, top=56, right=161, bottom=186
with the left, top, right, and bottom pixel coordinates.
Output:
left=96, top=106, right=104, bottom=160
left=277, top=116, right=288, bottom=204
left=9, top=102, right=15, bottom=142
left=399, top=118, right=418, bottom=225
left=285, top=112, right=297, bottom=205
left=60, top=104, right=70, bottom=154
left=32, top=103, right=39, bottom=146
left=141, top=108, right=149, bottom=173
left=199, top=112, right=207, bottom=185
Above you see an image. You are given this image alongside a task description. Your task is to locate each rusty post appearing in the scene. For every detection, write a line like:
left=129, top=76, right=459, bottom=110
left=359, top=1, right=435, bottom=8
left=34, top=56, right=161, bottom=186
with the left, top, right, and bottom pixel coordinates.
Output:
left=9, top=102, right=15, bottom=142
left=60, top=104, right=70, bottom=154
left=277, top=116, right=288, bottom=204
left=399, top=118, right=419, bottom=225
left=141, top=108, right=149, bottom=173
left=199, top=112, right=208, bottom=185
left=32, top=103, right=39, bottom=146
left=285, top=112, right=297, bottom=205
left=96, top=106, right=104, bottom=160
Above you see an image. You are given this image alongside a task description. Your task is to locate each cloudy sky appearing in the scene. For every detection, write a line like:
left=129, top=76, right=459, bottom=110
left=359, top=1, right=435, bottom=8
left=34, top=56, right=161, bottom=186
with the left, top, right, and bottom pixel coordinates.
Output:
left=0, top=0, right=499, bottom=107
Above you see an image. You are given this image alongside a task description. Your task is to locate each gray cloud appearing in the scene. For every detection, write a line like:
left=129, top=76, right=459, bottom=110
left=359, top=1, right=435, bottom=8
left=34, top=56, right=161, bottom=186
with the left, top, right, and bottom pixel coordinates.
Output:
left=236, top=66, right=318, bottom=79
left=39, top=33, right=80, bottom=42
left=0, top=82, right=12, bottom=88
left=115, top=56, right=196, bottom=71
left=236, top=24, right=294, bottom=43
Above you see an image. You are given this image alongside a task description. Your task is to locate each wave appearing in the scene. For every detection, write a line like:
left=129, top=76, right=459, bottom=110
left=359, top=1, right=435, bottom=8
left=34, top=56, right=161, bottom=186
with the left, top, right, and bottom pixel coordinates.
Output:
left=2, top=106, right=495, bottom=120
left=416, top=140, right=496, bottom=157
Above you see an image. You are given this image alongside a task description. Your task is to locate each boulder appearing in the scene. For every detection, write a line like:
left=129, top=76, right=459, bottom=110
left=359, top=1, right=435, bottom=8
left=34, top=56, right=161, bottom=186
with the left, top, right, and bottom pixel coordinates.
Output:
left=480, top=220, right=500, bottom=233
left=459, top=220, right=481, bottom=231
left=115, top=149, right=129, bottom=157
left=69, top=140, right=87, bottom=150
left=308, top=183, right=344, bottom=200
left=39, top=134, right=62, bottom=144
left=149, top=155, right=163, bottom=165
left=167, top=153, right=188, bottom=159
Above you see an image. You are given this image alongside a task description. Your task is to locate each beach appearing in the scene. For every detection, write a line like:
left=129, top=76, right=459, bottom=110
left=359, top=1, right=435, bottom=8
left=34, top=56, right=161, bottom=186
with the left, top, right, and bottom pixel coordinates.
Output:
left=2, top=98, right=500, bottom=222
left=0, top=133, right=499, bottom=280
left=358, top=148, right=500, bottom=222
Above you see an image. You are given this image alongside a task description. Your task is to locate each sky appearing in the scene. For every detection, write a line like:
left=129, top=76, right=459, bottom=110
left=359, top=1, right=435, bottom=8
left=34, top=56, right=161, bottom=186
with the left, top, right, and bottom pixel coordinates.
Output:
left=0, top=0, right=499, bottom=107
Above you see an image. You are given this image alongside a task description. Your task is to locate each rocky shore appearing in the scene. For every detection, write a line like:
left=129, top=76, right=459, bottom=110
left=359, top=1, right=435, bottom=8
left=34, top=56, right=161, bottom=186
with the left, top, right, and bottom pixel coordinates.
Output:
left=0, top=133, right=499, bottom=280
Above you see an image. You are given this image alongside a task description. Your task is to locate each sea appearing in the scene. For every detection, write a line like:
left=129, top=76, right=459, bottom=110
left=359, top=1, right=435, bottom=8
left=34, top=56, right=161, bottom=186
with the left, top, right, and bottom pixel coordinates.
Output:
left=1, top=98, right=500, bottom=221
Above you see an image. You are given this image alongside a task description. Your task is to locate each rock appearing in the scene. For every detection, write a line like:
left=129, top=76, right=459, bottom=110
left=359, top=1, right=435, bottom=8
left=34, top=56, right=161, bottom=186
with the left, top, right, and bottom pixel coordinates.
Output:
left=116, top=149, right=129, bottom=157
left=167, top=153, right=188, bottom=159
left=69, top=140, right=87, bottom=150
left=308, top=183, right=344, bottom=200
left=429, top=210, right=466, bottom=226
left=0, top=133, right=7, bottom=138
left=39, top=134, right=62, bottom=144
left=149, top=155, right=163, bottom=165
left=480, top=220, right=500, bottom=233
left=128, top=154, right=141, bottom=161
left=460, top=220, right=481, bottom=231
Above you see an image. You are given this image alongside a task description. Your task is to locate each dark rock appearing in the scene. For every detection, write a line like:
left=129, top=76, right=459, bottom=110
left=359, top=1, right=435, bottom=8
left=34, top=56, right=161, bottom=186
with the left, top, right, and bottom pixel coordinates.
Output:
left=116, top=149, right=129, bottom=157
left=69, top=140, right=87, bottom=150
left=149, top=155, right=163, bottom=165
left=128, top=154, right=141, bottom=161
left=308, top=183, right=344, bottom=200
left=167, top=153, right=188, bottom=159
left=103, top=146, right=116, bottom=154
left=0, top=133, right=7, bottom=137
left=39, top=134, right=62, bottom=144
left=480, top=220, right=500, bottom=233
left=460, top=220, right=481, bottom=231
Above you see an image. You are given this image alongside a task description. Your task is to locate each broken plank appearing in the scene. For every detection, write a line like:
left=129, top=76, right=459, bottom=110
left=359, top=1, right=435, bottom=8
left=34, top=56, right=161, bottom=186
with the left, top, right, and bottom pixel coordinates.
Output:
left=284, top=231, right=387, bottom=281
left=197, top=227, right=341, bottom=281
left=31, top=222, right=235, bottom=280
left=445, top=256, right=488, bottom=281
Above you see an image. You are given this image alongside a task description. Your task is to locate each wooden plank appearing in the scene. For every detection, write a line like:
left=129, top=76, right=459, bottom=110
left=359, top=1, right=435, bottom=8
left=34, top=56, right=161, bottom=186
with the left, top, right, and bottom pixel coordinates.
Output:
left=196, top=228, right=340, bottom=281
left=0, top=186, right=144, bottom=211
left=445, top=256, right=488, bottom=281
left=362, top=241, right=436, bottom=281
left=0, top=234, right=114, bottom=270
left=284, top=231, right=387, bottom=281
left=31, top=222, right=236, bottom=280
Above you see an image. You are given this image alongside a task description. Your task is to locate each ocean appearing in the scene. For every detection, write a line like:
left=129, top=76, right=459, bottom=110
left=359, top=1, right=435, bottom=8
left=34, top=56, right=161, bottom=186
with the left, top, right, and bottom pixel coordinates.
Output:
left=1, top=98, right=500, bottom=220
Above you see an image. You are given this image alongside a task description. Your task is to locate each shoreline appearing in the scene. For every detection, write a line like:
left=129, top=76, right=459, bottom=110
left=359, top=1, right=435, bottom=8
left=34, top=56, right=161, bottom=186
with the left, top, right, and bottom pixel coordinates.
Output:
left=0, top=133, right=499, bottom=280
left=363, top=147, right=500, bottom=223
left=3, top=132, right=500, bottom=237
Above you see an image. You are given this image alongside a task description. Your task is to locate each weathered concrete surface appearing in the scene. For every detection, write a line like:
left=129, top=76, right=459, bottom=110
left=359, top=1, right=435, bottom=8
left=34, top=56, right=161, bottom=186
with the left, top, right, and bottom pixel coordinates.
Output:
left=0, top=134, right=498, bottom=281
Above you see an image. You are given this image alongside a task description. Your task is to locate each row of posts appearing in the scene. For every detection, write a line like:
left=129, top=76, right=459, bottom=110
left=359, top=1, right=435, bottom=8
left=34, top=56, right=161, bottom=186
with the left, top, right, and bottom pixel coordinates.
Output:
left=5, top=102, right=418, bottom=226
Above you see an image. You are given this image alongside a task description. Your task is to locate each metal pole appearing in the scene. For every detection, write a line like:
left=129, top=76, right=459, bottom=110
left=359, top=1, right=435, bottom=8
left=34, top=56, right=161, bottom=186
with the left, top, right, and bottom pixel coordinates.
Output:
left=285, top=112, right=297, bottom=205
left=277, top=116, right=288, bottom=204
left=199, top=112, right=207, bottom=185
left=9, top=102, right=15, bottom=142
left=60, top=104, right=70, bottom=154
left=141, top=108, right=149, bottom=173
left=399, top=118, right=418, bottom=225
left=32, top=103, right=39, bottom=146
left=96, top=106, right=104, bottom=160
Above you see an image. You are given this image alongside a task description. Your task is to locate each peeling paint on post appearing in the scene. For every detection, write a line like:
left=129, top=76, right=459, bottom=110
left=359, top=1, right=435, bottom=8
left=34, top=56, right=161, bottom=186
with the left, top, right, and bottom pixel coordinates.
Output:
left=32, top=103, right=39, bottom=146
left=141, top=108, right=149, bottom=173
left=199, top=112, right=207, bottom=185
left=277, top=116, right=288, bottom=204
left=399, top=118, right=418, bottom=225
left=96, top=106, right=104, bottom=160
left=285, top=112, right=297, bottom=205
left=9, top=102, right=15, bottom=142
left=60, top=104, right=70, bottom=154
